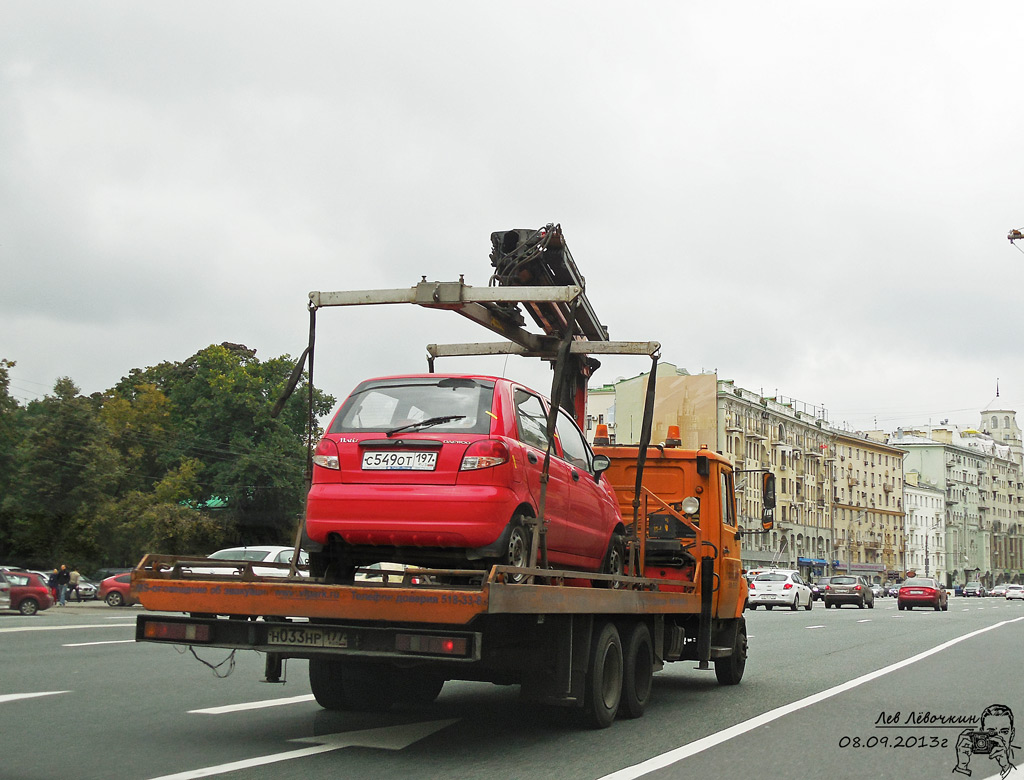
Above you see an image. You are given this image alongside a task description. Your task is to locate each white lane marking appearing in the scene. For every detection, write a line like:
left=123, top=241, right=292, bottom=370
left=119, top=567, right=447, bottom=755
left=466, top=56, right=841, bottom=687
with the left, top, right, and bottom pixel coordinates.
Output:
left=146, top=718, right=460, bottom=780
left=63, top=639, right=136, bottom=647
left=856, top=620, right=872, bottom=623
left=805, top=625, right=825, bottom=630
left=190, top=695, right=315, bottom=714
left=599, top=615, right=1024, bottom=780
left=0, top=691, right=70, bottom=704
left=0, top=623, right=134, bottom=634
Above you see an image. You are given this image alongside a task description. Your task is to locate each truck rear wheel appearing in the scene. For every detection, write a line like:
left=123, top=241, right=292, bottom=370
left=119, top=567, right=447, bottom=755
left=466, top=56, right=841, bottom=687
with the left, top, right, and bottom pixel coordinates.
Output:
left=397, top=671, right=445, bottom=705
left=619, top=622, right=653, bottom=719
left=714, top=619, right=746, bottom=686
left=308, top=658, right=397, bottom=711
left=583, top=621, right=623, bottom=728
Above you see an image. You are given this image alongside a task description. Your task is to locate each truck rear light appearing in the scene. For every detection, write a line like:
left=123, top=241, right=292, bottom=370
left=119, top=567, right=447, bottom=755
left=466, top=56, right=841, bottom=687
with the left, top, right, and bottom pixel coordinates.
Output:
left=460, top=440, right=509, bottom=471
left=144, top=621, right=211, bottom=643
left=312, top=438, right=340, bottom=470
left=395, top=633, right=469, bottom=656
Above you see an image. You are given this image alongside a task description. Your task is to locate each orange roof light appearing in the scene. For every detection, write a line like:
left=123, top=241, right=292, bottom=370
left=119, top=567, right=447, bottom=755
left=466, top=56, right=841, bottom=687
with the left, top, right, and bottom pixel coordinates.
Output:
left=665, top=425, right=681, bottom=448
left=594, top=424, right=610, bottom=446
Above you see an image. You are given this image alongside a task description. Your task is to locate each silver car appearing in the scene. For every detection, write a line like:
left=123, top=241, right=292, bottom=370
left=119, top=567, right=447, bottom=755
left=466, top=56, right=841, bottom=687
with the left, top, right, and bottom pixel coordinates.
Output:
left=0, top=571, right=10, bottom=611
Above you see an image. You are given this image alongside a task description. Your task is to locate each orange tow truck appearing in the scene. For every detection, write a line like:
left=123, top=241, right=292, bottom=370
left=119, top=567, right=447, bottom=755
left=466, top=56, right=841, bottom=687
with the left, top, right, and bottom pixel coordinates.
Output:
left=131, top=226, right=775, bottom=727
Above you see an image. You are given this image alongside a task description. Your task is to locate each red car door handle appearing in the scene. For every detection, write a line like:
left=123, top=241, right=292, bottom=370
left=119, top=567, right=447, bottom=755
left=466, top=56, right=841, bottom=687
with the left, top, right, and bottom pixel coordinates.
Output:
left=527, top=452, right=538, bottom=464
left=571, top=471, right=580, bottom=482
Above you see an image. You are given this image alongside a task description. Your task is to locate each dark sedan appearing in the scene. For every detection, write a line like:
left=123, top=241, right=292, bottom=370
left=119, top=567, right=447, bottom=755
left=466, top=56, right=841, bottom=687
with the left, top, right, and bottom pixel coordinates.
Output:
left=898, top=577, right=948, bottom=611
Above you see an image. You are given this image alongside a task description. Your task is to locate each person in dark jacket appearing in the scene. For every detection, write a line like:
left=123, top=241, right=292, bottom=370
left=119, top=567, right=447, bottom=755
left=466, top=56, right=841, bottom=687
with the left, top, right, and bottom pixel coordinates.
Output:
left=55, top=564, right=71, bottom=606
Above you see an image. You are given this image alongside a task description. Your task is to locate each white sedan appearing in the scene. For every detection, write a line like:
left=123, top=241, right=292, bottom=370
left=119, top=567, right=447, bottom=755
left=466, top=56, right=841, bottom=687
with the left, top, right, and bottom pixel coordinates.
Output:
left=1005, top=584, right=1024, bottom=601
left=186, top=546, right=310, bottom=578
left=747, top=569, right=814, bottom=611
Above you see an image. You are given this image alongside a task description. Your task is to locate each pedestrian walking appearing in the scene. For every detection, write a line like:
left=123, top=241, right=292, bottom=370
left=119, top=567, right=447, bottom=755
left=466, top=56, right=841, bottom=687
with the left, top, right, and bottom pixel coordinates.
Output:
left=56, top=564, right=71, bottom=606
left=68, top=567, right=81, bottom=602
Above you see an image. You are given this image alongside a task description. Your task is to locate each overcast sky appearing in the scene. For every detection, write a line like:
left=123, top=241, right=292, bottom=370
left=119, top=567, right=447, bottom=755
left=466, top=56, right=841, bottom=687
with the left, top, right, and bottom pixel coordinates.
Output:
left=3, top=2, right=1023, bottom=433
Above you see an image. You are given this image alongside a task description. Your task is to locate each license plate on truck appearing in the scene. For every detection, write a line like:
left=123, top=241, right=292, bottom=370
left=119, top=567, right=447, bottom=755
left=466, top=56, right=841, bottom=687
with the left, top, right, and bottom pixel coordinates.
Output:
left=362, top=451, right=438, bottom=471
left=266, top=626, right=348, bottom=649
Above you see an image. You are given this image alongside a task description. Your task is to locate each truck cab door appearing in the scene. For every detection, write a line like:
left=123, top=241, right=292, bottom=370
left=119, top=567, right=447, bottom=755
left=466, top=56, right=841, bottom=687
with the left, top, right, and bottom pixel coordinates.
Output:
left=715, top=467, right=744, bottom=617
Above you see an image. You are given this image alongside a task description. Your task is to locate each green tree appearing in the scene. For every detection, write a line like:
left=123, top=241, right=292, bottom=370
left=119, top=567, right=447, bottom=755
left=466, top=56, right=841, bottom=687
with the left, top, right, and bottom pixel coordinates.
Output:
left=111, top=343, right=334, bottom=546
left=2, top=377, right=121, bottom=565
left=0, top=359, right=24, bottom=560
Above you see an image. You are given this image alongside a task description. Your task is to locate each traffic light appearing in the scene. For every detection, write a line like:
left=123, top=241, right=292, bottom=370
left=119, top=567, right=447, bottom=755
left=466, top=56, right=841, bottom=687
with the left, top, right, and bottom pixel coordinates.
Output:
left=761, top=472, right=776, bottom=531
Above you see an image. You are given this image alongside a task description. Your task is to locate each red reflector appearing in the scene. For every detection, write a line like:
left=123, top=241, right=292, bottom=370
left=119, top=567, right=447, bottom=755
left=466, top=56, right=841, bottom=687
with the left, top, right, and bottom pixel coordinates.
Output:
left=144, top=621, right=211, bottom=643
left=395, top=633, right=468, bottom=656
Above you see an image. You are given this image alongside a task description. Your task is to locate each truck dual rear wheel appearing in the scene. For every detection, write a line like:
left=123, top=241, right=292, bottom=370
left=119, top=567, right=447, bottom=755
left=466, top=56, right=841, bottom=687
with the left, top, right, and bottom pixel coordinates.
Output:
left=584, top=621, right=623, bottom=728
left=308, top=659, right=397, bottom=711
left=619, top=622, right=653, bottom=719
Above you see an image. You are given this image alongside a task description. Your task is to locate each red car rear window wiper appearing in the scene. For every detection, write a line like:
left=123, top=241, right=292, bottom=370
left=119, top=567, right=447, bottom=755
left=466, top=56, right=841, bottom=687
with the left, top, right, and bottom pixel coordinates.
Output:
left=385, top=415, right=466, bottom=437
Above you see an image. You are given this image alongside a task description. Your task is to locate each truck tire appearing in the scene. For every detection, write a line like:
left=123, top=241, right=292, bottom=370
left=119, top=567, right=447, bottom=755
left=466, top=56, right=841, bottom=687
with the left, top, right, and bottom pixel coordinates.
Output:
left=583, top=621, right=623, bottom=728
left=308, top=659, right=397, bottom=711
left=619, top=622, right=653, bottom=719
left=714, top=618, right=747, bottom=686
left=308, top=657, right=350, bottom=710
left=397, top=671, right=445, bottom=705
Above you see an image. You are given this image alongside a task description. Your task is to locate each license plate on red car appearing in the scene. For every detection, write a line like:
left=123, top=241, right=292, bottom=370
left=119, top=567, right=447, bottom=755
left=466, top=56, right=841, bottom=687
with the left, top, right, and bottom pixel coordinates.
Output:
left=362, top=451, right=438, bottom=471
left=908, top=590, right=923, bottom=594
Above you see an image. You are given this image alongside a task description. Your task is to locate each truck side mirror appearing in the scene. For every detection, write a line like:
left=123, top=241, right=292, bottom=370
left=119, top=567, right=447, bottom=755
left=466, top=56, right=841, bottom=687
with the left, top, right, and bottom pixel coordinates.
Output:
left=761, top=472, right=776, bottom=531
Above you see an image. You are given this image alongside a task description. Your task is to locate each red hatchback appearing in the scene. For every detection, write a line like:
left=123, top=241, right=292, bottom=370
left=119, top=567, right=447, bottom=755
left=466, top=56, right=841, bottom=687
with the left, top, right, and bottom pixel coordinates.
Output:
left=305, top=374, right=624, bottom=581
left=1, top=570, right=54, bottom=615
left=898, top=577, right=948, bottom=611
left=99, top=573, right=137, bottom=607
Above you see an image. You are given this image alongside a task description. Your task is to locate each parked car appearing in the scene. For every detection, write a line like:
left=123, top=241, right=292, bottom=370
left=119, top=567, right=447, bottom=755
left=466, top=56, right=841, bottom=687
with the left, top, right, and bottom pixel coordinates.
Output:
left=98, top=573, right=137, bottom=607
left=963, top=581, right=986, bottom=597
left=811, top=577, right=832, bottom=602
left=75, top=577, right=98, bottom=601
left=305, top=374, right=625, bottom=582
left=870, top=583, right=885, bottom=599
left=1005, top=584, right=1024, bottom=601
left=0, top=571, right=11, bottom=611
left=989, top=584, right=1008, bottom=598
left=1, top=570, right=53, bottom=615
left=824, top=575, right=874, bottom=609
left=747, top=569, right=813, bottom=611
left=898, top=577, right=948, bottom=611
left=185, top=546, right=310, bottom=578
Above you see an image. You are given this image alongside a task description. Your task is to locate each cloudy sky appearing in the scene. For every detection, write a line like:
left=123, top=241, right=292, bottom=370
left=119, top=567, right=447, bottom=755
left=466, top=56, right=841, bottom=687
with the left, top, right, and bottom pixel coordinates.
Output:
left=3, top=2, right=1023, bottom=432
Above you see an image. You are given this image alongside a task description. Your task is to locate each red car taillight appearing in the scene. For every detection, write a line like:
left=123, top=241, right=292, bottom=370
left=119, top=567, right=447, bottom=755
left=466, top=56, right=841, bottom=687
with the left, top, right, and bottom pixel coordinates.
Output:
left=854, top=584, right=862, bottom=591
left=460, top=440, right=510, bottom=471
left=783, top=583, right=793, bottom=590
left=749, top=581, right=756, bottom=589
left=312, top=438, right=340, bottom=470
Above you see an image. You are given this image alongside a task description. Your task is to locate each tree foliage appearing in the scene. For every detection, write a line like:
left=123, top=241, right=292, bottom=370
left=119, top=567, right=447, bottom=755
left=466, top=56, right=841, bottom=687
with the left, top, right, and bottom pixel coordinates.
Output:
left=0, top=345, right=335, bottom=572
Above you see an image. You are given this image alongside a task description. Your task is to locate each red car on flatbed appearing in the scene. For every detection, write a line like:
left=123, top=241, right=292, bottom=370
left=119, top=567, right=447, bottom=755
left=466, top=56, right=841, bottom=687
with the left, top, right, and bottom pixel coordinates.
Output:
left=305, top=374, right=625, bottom=582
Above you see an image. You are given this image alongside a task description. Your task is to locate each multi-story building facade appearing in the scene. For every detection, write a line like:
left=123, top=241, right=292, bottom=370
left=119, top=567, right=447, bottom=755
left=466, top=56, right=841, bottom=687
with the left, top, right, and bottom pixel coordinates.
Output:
left=831, top=432, right=906, bottom=583
left=587, top=369, right=1024, bottom=588
left=903, top=472, right=946, bottom=582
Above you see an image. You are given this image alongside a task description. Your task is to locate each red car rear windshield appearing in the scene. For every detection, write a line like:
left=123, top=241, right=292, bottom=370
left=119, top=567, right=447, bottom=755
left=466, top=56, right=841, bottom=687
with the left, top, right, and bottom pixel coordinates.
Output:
left=329, top=377, right=495, bottom=435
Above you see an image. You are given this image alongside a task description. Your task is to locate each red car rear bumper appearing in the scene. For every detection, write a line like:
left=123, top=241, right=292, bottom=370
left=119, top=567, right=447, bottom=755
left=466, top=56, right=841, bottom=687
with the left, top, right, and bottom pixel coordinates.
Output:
left=306, top=483, right=526, bottom=548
